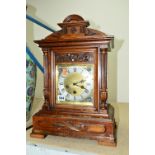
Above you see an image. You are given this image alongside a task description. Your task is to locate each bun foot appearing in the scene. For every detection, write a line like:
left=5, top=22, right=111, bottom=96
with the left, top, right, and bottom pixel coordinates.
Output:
left=30, top=129, right=47, bottom=139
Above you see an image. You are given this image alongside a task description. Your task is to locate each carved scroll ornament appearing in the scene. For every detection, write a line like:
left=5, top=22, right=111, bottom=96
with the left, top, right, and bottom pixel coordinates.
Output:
left=55, top=53, right=94, bottom=63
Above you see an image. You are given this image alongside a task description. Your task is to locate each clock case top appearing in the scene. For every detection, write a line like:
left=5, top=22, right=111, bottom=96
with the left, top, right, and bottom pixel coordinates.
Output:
left=34, top=14, right=114, bottom=118
left=35, top=14, right=114, bottom=48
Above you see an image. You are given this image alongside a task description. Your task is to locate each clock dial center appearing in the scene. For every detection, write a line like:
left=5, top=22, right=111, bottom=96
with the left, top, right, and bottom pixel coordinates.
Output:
left=64, top=72, right=86, bottom=96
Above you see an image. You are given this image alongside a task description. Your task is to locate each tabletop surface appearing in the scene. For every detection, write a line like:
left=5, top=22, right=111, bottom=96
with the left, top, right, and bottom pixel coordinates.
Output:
left=26, top=102, right=129, bottom=155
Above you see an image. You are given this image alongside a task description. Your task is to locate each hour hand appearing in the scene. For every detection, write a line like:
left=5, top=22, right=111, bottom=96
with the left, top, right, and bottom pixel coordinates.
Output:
left=75, top=84, right=86, bottom=90
left=80, top=85, right=86, bottom=89
left=78, top=85, right=89, bottom=93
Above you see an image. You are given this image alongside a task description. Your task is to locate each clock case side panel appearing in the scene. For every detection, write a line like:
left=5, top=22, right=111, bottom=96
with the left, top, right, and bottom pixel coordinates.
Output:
left=41, top=49, right=56, bottom=110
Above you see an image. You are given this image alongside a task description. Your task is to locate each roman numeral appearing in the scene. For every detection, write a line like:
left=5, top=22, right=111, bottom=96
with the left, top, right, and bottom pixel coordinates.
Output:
left=86, top=83, right=91, bottom=86
left=80, top=95, right=84, bottom=99
left=59, top=82, right=63, bottom=85
left=84, top=89, right=89, bottom=94
left=66, top=94, right=70, bottom=98
left=74, top=96, right=76, bottom=100
left=61, top=88, right=65, bottom=92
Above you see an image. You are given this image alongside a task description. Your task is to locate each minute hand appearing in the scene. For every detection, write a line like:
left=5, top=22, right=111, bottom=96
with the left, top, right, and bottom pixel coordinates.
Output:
left=73, top=79, right=86, bottom=85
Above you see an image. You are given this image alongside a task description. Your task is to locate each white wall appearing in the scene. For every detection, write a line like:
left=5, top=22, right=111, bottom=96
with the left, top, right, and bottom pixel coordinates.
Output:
left=26, top=0, right=129, bottom=103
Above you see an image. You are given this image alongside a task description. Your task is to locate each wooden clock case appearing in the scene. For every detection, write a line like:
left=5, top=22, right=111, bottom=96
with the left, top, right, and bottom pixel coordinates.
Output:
left=30, top=14, right=116, bottom=146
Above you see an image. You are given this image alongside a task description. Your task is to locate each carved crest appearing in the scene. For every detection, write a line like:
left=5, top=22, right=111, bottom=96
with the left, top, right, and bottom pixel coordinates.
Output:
left=34, top=14, right=114, bottom=45
left=58, top=14, right=89, bottom=35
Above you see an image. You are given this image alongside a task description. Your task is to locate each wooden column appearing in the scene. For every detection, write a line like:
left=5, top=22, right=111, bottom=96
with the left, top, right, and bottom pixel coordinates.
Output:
left=97, top=47, right=101, bottom=112
left=50, top=51, right=55, bottom=108
left=100, top=48, right=108, bottom=109
left=42, top=49, right=50, bottom=110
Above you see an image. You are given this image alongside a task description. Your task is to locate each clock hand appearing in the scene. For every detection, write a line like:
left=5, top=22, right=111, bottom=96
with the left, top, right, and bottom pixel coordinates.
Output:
left=74, top=84, right=87, bottom=90
left=73, top=79, right=86, bottom=85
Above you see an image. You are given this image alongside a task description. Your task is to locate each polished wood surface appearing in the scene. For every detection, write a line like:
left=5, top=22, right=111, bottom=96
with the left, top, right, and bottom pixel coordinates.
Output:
left=31, top=14, right=116, bottom=146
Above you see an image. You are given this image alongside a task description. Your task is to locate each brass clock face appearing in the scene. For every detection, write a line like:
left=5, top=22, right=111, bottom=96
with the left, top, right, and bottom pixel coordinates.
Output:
left=56, top=64, right=94, bottom=105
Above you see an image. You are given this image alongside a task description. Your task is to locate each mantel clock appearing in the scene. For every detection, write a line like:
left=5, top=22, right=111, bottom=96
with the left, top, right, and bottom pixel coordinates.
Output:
left=30, top=14, right=116, bottom=146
